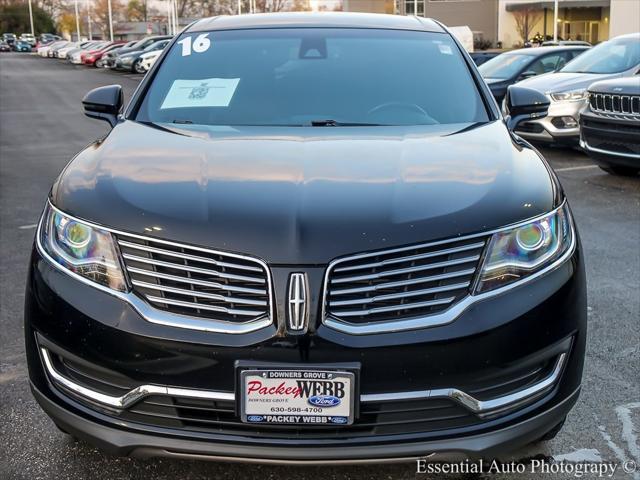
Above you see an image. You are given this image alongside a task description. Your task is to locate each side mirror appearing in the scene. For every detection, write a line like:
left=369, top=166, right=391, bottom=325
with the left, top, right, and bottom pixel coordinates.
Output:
left=519, top=70, right=537, bottom=80
left=504, top=85, right=550, bottom=132
left=82, top=85, right=123, bottom=127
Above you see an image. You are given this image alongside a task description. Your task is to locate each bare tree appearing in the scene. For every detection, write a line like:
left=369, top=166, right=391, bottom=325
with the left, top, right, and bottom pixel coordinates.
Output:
left=92, top=0, right=124, bottom=37
left=254, top=0, right=288, bottom=12
left=512, top=8, right=542, bottom=44
left=290, top=0, right=311, bottom=10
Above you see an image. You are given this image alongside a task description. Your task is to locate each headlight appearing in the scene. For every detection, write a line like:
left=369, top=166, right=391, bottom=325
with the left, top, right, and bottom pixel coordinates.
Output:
left=475, top=204, right=573, bottom=293
left=550, top=90, right=587, bottom=102
left=39, top=203, right=127, bottom=292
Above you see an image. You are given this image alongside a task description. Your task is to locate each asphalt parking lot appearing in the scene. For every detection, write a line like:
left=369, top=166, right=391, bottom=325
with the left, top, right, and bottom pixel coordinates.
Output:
left=0, top=52, right=638, bottom=480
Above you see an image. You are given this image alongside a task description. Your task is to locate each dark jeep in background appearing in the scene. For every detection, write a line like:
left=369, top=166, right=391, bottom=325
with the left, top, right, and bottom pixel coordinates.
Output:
left=580, top=77, right=640, bottom=176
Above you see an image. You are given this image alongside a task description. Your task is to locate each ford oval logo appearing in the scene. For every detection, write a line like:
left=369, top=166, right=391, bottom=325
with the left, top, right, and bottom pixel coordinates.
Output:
left=247, top=415, right=264, bottom=422
left=330, top=416, right=348, bottom=424
left=308, top=395, right=341, bottom=407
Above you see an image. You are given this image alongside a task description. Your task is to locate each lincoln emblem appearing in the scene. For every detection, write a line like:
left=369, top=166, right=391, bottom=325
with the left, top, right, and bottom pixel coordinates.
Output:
left=287, top=273, right=309, bottom=331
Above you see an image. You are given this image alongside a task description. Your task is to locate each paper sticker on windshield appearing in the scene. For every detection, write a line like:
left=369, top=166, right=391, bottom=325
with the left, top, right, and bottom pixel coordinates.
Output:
left=438, top=44, right=453, bottom=55
left=160, top=78, right=240, bottom=109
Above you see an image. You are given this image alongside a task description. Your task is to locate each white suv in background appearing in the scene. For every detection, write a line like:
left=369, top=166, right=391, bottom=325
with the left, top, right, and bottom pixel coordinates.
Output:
left=511, top=33, right=640, bottom=145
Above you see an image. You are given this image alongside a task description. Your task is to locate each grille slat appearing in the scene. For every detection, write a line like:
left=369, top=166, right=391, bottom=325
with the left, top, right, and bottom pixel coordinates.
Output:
left=126, top=267, right=267, bottom=295
left=330, top=268, right=477, bottom=296
left=118, top=234, right=271, bottom=324
left=330, top=282, right=470, bottom=307
left=146, top=296, right=264, bottom=316
left=330, top=255, right=481, bottom=284
left=333, top=241, right=486, bottom=273
left=324, top=237, right=487, bottom=325
left=334, top=297, right=456, bottom=317
left=122, top=253, right=266, bottom=284
left=131, top=280, right=268, bottom=306
left=118, top=239, right=263, bottom=272
left=590, top=92, right=640, bottom=116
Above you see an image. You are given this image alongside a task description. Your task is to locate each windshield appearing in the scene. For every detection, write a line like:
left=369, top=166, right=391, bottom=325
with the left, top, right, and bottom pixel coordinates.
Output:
left=136, top=28, right=488, bottom=127
left=144, top=40, right=167, bottom=52
left=561, top=36, right=640, bottom=73
left=478, top=53, right=533, bottom=80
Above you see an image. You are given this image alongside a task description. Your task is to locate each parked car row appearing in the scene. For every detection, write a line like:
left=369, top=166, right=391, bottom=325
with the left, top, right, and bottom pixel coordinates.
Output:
left=1, top=32, right=60, bottom=52
left=478, top=33, right=639, bottom=176
left=35, top=35, right=173, bottom=74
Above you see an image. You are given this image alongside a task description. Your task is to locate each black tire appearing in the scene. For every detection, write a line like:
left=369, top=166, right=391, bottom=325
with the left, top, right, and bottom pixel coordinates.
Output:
left=599, top=165, right=639, bottom=177
left=95, top=58, right=103, bottom=68
left=537, top=417, right=566, bottom=442
left=133, top=59, right=145, bottom=74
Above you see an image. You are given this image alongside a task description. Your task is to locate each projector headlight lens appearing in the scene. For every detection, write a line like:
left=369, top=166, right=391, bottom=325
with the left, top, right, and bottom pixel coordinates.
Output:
left=475, top=204, right=573, bottom=293
left=38, top=203, right=127, bottom=292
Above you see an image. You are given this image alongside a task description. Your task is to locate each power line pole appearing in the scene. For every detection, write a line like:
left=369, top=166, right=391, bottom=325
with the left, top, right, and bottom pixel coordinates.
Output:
left=27, top=0, right=35, bottom=37
left=86, top=0, right=93, bottom=40
left=173, top=0, right=179, bottom=33
left=74, top=0, right=81, bottom=41
left=108, top=0, right=114, bottom=41
left=553, top=0, right=559, bottom=42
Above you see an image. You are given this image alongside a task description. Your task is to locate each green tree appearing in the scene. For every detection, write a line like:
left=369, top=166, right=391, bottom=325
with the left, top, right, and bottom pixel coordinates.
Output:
left=126, top=0, right=147, bottom=21
left=0, top=2, right=56, bottom=35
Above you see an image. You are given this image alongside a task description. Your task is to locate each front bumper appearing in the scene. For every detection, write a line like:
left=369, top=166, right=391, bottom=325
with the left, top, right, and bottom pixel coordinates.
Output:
left=580, top=110, right=640, bottom=168
left=515, top=98, right=587, bottom=144
left=114, top=59, right=133, bottom=70
left=25, top=235, right=587, bottom=462
left=31, top=381, right=580, bottom=464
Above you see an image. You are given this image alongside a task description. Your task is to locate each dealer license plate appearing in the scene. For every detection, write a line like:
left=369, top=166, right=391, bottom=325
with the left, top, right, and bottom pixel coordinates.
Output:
left=240, top=369, right=355, bottom=425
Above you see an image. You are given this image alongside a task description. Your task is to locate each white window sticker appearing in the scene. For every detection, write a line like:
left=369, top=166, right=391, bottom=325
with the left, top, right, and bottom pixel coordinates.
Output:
left=438, top=44, right=453, bottom=55
left=160, top=78, right=240, bottom=109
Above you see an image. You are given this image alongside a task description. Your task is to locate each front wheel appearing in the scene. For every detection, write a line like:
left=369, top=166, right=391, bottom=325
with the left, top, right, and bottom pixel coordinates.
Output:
left=133, top=59, right=146, bottom=74
left=95, top=58, right=103, bottom=68
left=599, top=165, right=639, bottom=177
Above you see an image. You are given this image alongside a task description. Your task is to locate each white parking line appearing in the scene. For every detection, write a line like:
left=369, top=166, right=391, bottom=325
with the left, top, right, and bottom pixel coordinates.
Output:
left=18, top=224, right=37, bottom=230
left=598, top=425, right=635, bottom=477
left=555, top=165, right=599, bottom=172
left=616, top=403, right=640, bottom=464
left=553, top=448, right=603, bottom=462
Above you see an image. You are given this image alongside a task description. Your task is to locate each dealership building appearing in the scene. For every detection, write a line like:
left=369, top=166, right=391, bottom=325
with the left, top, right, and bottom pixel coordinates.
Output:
left=342, top=0, right=639, bottom=47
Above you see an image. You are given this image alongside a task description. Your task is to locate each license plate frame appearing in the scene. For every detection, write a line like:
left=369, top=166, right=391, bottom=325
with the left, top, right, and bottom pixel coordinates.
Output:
left=238, top=365, right=358, bottom=426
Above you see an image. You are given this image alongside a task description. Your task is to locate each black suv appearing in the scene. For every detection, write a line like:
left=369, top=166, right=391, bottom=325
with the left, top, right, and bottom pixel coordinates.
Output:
left=580, top=77, right=640, bottom=176
left=26, top=13, right=585, bottom=464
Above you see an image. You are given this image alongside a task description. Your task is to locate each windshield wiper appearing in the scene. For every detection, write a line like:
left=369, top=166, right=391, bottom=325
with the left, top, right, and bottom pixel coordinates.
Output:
left=310, top=119, right=384, bottom=127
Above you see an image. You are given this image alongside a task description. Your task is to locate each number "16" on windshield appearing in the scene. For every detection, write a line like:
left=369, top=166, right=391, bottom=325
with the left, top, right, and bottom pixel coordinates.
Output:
left=178, top=34, right=211, bottom=57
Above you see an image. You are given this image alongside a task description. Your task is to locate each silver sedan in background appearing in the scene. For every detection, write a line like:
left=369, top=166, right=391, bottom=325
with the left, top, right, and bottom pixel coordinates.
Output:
left=510, top=33, right=640, bottom=145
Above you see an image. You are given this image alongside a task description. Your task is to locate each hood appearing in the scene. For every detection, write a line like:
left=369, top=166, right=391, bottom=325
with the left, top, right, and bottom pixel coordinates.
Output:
left=141, top=51, right=161, bottom=60
left=52, top=120, right=558, bottom=264
left=588, top=77, right=640, bottom=95
left=517, top=71, right=623, bottom=94
left=119, top=50, right=142, bottom=58
left=116, top=46, right=140, bottom=55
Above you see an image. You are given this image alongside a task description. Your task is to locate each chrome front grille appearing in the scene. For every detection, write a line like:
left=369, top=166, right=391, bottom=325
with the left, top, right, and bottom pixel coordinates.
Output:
left=117, top=233, right=272, bottom=324
left=589, top=92, right=640, bottom=117
left=323, top=237, right=487, bottom=326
